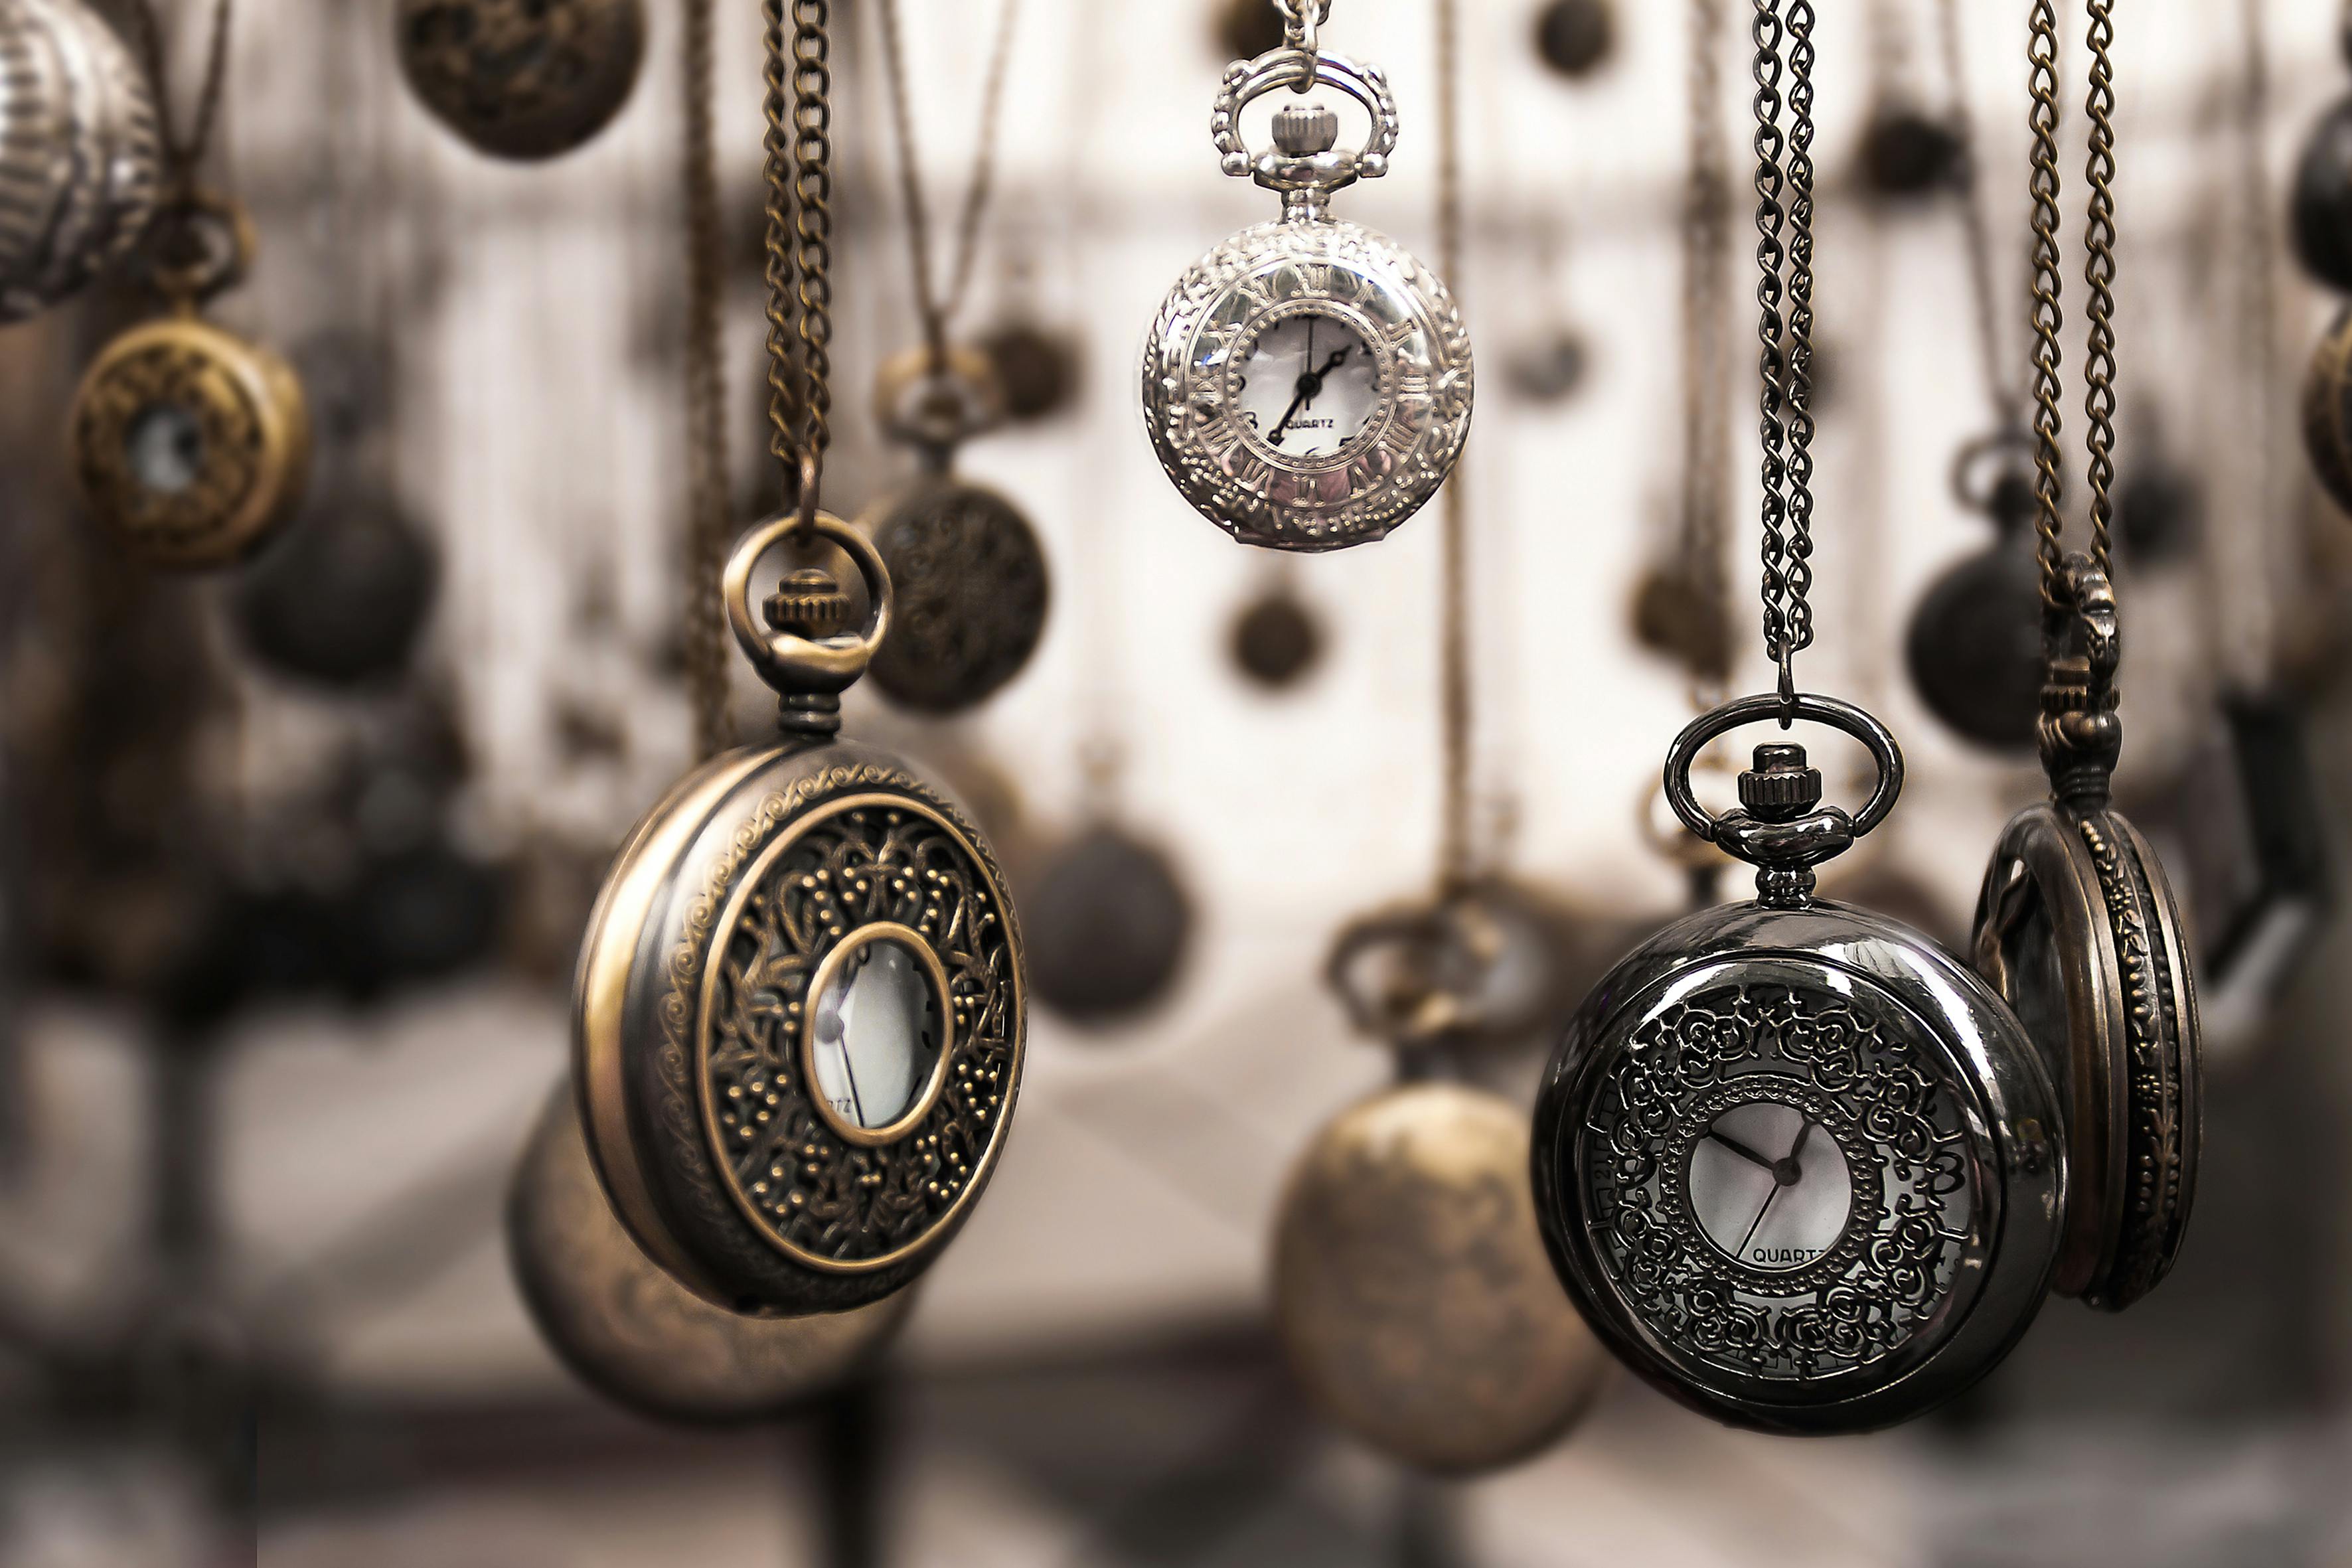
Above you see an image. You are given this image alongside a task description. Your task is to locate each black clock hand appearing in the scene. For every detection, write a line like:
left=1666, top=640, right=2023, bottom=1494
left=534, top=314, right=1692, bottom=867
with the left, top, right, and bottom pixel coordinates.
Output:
left=1269, top=349, right=1356, bottom=445
left=1737, top=1184, right=1782, bottom=1260
left=1705, top=1130, right=1778, bottom=1172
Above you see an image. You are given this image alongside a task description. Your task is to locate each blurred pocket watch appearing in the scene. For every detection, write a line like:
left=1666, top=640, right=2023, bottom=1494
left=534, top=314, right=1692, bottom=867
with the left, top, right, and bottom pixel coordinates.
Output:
left=0, top=0, right=159, bottom=322
left=230, top=484, right=437, bottom=690
left=70, top=189, right=311, bottom=572
left=1905, top=431, right=2045, bottom=752
left=509, top=1085, right=914, bottom=1425
left=978, top=317, right=1081, bottom=424
left=860, top=348, right=1050, bottom=714
left=1326, top=878, right=1585, bottom=1055
left=1024, top=819, right=1192, bottom=1028
left=2303, top=306, right=2352, bottom=516
left=394, top=0, right=644, bottom=161
left=1531, top=0, right=1614, bottom=80
left=1274, top=1080, right=1608, bottom=1474
left=575, top=512, right=1026, bottom=1316
left=1228, top=564, right=1326, bottom=688
left=1971, top=559, right=2199, bottom=1311
left=2292, top=21, right=2352, bottom=293
left=1144, top=2, right=1472, bottom=552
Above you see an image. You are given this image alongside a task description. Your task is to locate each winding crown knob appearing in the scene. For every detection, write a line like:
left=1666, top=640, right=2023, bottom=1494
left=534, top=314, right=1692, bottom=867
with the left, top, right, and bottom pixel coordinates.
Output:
left=1272, top=101, right=1339, bottom=157
left=1739, top=743, right=1824, bottom=822
left=766, top=567, right=853, bottom=640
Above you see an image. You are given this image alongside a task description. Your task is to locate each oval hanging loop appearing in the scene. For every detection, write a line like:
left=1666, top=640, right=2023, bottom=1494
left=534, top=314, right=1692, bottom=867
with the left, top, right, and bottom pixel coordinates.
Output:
left=1663, top=692, right=1904, bottom=844
left=143, top=189, right=252, bottom=307
left=1214, top=48, right=1398, bottom=193
left=723, top=510, right=892, bottom=696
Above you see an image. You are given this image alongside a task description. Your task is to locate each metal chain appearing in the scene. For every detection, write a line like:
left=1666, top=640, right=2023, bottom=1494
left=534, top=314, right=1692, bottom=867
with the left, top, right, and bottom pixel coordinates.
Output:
left=129, top=0, right=234, bottom=191
left=2025, top=0, right=2067, bottom=604
left=873, top=0, right=1023, bottom=373
left=1751, top=0, right=1816, bottom=710
left=1680, top=0, right=1733, bottom=692
left=1435, top=0, right=1472, bottom=894
left=681, top=0, right=730, bottom=759
left=763, top=0, right=833, bottom=518
left=1936, top=0, right=2019, bottom=435
left=2080, top=0, right=2118, bottom=577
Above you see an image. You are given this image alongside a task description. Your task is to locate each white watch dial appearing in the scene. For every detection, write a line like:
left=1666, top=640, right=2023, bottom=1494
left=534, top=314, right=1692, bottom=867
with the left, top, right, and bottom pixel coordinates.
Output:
left=1232, top=312, right=1377, bottom=459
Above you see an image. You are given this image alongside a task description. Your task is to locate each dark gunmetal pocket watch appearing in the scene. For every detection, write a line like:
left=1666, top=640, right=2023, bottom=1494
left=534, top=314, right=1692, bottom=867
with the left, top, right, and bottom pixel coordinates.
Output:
left=395, top=0, right=645, bottom=161
left=509, top=1085, right=914, bottom=1425
left=1022, top=824, right=1192, bottom=1026
left=574, top=512, right=1026, bottom=1316
left=1970, top=558, right=2200, bottom=1312
left=70, top=193, right=311, bottom=572
left=231, top=486, right=438, bottom=690
left=1532, top=0, right=1614, bottom=80
left=1531, top=695, right=2065, bottom=1434
left=1906, top=433, right=2046, bottom=751
left=1229, top=572, right=1326, bottom=688
left=861, top=347, right=1051, bottom=714
left=2293, top=87, right=2352, bottom=292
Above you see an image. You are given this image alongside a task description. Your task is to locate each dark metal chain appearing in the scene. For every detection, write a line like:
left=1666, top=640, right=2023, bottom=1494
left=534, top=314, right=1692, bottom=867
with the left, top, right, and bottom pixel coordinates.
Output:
left=874, top=0, right=1022, bottom=374
left=2080, top=0, right=2118, bottom=576
left=1936, top=0, right=2019, bottom=435
left=2025, top=0, right=2067, bottom=601
left=1751, top=0, right=1816, bottom=709
left=764, top=0, right=833, bottom=517
left=130, top=0, right=234, bottom=191
left=1681, top=0, right=1733, bottom=691
left=681, top=0, right=730, bottom=759
left=1435, top=0, right=1471, bottom=894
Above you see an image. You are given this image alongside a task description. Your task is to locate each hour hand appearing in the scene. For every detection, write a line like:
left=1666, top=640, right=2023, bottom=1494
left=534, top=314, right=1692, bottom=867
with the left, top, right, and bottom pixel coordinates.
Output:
left=1705, top=1129, right=1778, bottom=1172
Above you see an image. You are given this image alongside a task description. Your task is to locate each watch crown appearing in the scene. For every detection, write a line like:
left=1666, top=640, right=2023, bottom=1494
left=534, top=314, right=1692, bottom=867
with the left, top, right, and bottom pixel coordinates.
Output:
left=1272, top=101, right=1339, bottom=157
left=1739, top=743, right=1823, bottom=823
left=765, top=567, right=853, bottom=639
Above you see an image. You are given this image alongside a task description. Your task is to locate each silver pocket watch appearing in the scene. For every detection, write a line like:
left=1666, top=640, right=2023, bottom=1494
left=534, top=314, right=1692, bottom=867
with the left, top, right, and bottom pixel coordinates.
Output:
left=1142, top=2, right=1472, bottom=552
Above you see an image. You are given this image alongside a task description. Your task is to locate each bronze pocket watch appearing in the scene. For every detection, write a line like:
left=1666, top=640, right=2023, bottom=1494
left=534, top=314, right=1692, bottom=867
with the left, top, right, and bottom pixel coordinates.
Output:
left=70, top=193, right=311, bottom=571
left=860, top=349, right=1050, bottom=715
left=395, top=0, right=645, bottom=161
left=1143, top=2, right=1473, bottom=551
left=509, top=1085, right=914, bottom=1425
left=1971, top=561, right=2199, bottom=1310
left=574, top=512, right=1026, bottom=1316
left=0, top=0, right=159, bottom=323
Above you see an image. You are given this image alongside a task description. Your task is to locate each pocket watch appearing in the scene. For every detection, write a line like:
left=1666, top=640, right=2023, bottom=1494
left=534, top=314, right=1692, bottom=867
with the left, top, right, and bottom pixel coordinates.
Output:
left=1532, top=0, right=1614, bottom=80
left=1275, top=1080, right=1608, bottom=1474
left=509, top=1085, right=914, bottom=1425
left=0, top=0, right=159, bottom=322
left=1229, top=567, right=1326, bottom=688
left=1142, top=13, right=1472, bottom=552
left=2292, top=24, right=2352, bottom=293
left=2303, top=306, right=2352, bottom=515
left=1023, top=822, right=1192, bottom=1026
left=1971, top=560, right=2199, bottom=1311
left=574, top=511, right=1026, bottom=1316
left=394, top=0, right=645, bottom=161
left=230, top=484, right=437, bottom=690
left=1531, top=697, right=2065, bottom=1434
left=1327, top=878, right=1587, bottom=1054
left=69, top=193, right=312, bottom=571
left=860, top=348, right=1050, bottom=715
left=1905, top=433, right=2045, bottom=751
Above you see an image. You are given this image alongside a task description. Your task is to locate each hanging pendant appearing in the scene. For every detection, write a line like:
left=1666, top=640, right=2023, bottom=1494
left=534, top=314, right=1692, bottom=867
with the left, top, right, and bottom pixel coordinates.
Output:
left=509, top=1087, right=914, bottom=1425
left=1229, top=570, right=1326, bottom=689
left=1275, top=1081, right=1608, bottom=1474
left=1856, top=104, right=1962, bottom=202
left=1531, top=0, right=1615, bottom=80
left=1022, top=823, right=1192, bottom=1026
left=1531, top=695, right=2064, bottom=1433
left=1327, top=878, right=1586, bottom=1054
left=978, top=319, right=1082, bottom=424
left=1906, top=435, right=2045, bottom=751
left=2303, top=306, right=2352, bottom=515
left=862, top=348, right=1050, bottom=714
left=1970, top=558, right=2199, bottom=1312
left=2293, top=96, right=2352, bottom=292
left=231, top=485, right=438, bottom=689
left=1504, top=324, right=1590, bottom=404
left=69, top=196, right=311, bottom=572
left=1143, top=41, right=1472, bottom=551
left=574, top=513, right=1026, bottom=1316
left=0, top=0, right=159, bottom=322
left=395, top=0, right=645, bottom=161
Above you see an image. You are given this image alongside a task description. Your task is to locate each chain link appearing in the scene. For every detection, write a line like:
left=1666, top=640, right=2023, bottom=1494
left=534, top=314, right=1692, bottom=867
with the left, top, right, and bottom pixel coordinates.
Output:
left=130, top=0, right=234, bottom=192
left=2025, top=0, right=2067, bottom=604
left=2080, top=0, right=2118, bottom=576
left=1751, top=0, right=1816, bottom=710
left=763, top=1, right=833, bottom=520
left=874, top=0, right=1022, bottom=374
left=681, top=0, right=730, bottom=759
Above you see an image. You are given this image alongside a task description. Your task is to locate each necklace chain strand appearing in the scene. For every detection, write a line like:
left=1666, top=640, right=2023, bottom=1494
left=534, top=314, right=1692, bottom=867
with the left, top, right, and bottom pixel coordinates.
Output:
left=1682, top=0, right=1733, bottom=692
left=1751, top=0, right=1818, bottom=706
left=682, top=0, right=730, bottom=759
left=874, top=0, right=1022, bottom=373
left=763, top=1, right=833, bottom=512
left=131, top=0, right=234, bottom=189
left=1937, top=0, right=2017, bottom=436
left=1435, top=0, right=1472, bottom=894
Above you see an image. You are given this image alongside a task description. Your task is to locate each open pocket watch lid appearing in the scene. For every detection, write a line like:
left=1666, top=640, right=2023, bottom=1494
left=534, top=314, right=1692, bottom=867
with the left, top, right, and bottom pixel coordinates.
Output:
left=1971, top=559, right=2201, bottom=1312
left=1532, top=697, right=2065, bottom=1434
left=574, top=512, right=1026, bottom=1317
left=1142, top=13, right=1472, bottom=552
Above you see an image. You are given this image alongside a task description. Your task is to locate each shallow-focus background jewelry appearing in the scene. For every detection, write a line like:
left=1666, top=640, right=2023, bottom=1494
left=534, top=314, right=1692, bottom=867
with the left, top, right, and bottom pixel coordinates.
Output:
left=393, top=0, right=644, bottom=161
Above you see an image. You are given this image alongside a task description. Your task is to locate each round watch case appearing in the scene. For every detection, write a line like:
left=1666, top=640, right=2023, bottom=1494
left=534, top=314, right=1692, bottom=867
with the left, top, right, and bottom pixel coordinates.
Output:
left=394, top=0, right=645, bottom=161
left=1143, top=49, right=1472, bottom=552
left=1530, top=698, right=2065, bottom=1435
left=574, top=515, right=1026, bottom=1317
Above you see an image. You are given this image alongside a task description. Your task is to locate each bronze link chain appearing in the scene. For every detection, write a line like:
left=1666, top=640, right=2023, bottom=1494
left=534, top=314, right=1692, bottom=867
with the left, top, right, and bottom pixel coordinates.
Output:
left=2080, top=0, right=2118, bottom=576
left=130, top=0, right=234, bottom=191
left=763, top=0, right=833, bottom=521
left=2025, top=0, right=2066, bottom=605
left=681, top=0, right=730, bottom=759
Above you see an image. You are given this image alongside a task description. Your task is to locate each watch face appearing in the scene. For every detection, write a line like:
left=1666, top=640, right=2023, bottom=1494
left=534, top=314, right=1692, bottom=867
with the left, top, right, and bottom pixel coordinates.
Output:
left=1232, top=310, right=1379, bottom=459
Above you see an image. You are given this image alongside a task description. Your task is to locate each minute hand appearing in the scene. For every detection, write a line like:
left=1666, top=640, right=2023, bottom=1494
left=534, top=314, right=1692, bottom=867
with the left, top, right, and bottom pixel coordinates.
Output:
left=1268, top=349, right=1354, bottom=446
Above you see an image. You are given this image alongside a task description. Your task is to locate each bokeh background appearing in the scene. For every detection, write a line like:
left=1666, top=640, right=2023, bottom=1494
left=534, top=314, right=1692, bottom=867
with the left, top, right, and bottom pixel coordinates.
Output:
left=3, top=0, right=2351, bottom=1563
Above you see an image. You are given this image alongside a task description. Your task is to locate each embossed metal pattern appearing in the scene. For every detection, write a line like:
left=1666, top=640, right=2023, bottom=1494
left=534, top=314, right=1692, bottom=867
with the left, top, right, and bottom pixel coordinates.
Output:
left=577, top=740, right=1024, bottom=1315
left=1273, top=1082, right=1607, bottom=1476
left=69, top=317, right=311, bottom=570
left=862, top=478, right=1049, bottom=714
left=1533, top=900, right=2064, bottom=1434
left=395, top=0, right=645, bottom=161
left=507, top=1086, right=912, bottom=1425
left=696, top=791, right=1016, bottom=1267
left=0, top=0, right=159, bottom=321
left=1142, top=221, right=1472, bottom=551
left=1577, top=969, right=1984, bottom=1387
